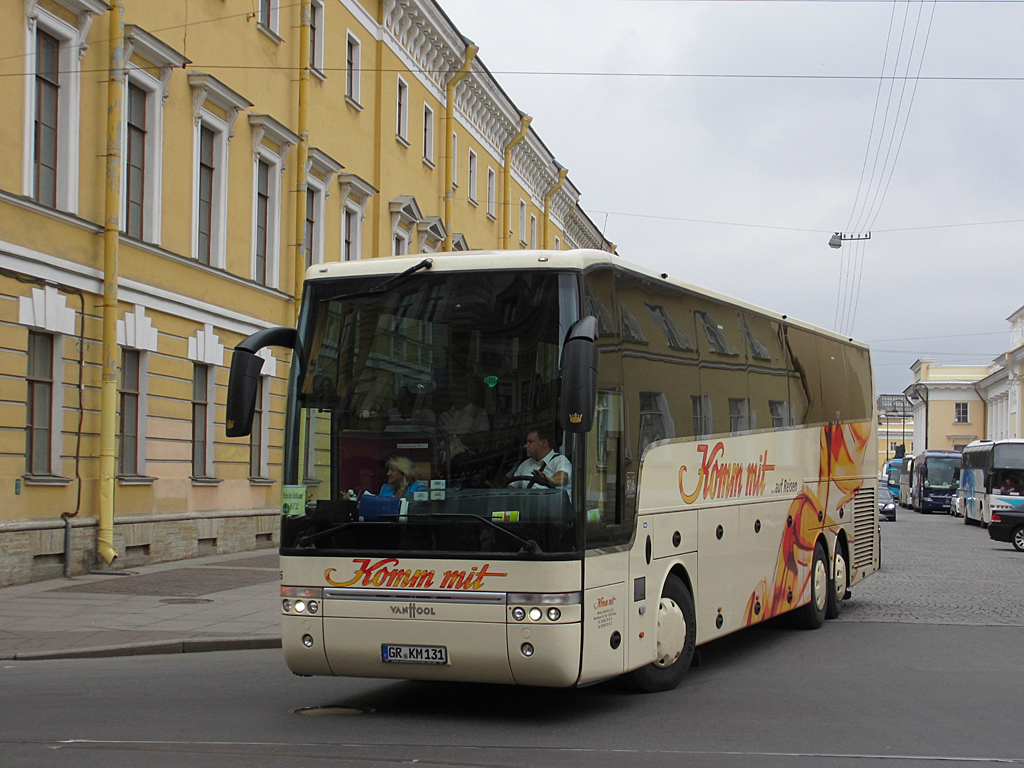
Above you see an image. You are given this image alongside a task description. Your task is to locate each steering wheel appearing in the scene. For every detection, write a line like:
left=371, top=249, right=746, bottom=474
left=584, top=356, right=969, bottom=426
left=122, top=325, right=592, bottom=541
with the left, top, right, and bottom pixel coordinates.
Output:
left=508, top=475, right=540, bottom=488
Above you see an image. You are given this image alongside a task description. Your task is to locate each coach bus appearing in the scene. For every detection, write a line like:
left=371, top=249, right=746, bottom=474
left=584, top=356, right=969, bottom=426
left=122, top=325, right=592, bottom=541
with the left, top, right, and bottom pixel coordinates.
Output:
left=225, top=250, right=880, bottom=691
left=884, top=458, right=905, bottom=503
left=908, top=449, right=961, bottom=513
left=956, top=439, right=1024, bottom=528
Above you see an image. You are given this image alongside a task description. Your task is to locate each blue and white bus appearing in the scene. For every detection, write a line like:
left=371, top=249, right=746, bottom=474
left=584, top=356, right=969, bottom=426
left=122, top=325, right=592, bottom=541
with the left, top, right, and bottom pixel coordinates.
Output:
left=956, top=439, right=1024, bottom=527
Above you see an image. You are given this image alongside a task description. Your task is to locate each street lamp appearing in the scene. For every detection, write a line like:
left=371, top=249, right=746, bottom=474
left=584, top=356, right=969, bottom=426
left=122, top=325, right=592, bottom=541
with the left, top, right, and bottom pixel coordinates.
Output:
left=828, top=232, right=871, bottom=249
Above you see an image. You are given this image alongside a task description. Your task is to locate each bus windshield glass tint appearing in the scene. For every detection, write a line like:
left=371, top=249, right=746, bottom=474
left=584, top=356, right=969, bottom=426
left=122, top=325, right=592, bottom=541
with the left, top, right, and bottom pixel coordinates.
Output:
left=280, top=270, right=581, bottom=557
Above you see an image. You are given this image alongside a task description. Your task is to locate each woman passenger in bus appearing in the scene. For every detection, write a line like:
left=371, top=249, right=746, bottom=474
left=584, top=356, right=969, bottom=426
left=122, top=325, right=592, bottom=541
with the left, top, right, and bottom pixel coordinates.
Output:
left=379, top=456, right=420, bottom=498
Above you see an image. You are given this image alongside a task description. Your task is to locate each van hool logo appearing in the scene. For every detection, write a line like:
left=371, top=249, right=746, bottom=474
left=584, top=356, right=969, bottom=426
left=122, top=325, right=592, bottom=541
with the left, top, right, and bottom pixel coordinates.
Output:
left=324, top=558, right=508, bottom=590
left=679, top=443, right=776, bottom=505
left=390, top=603, right=437, bottom=618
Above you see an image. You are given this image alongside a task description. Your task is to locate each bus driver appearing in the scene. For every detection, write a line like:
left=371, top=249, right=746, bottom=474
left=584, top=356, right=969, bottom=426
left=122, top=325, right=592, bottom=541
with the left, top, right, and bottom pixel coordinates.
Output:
left=508, top=429, right=571, bottom=490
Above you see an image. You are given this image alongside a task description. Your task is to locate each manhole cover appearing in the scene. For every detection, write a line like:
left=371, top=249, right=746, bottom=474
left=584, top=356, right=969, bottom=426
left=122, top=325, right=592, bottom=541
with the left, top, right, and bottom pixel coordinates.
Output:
left=160, top=598, right=214, bottom=604
left=292, top=706, right=375, bottom=717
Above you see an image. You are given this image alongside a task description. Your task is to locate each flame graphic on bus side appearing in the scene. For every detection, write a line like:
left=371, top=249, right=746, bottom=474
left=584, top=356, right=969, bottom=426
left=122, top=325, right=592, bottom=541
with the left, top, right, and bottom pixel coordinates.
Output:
left=743, top=423, right=870, bottom=627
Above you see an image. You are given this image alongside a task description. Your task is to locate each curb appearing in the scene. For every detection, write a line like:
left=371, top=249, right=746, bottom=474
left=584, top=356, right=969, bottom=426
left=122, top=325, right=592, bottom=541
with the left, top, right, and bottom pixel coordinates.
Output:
left=1, top=636, right=281, bottom=661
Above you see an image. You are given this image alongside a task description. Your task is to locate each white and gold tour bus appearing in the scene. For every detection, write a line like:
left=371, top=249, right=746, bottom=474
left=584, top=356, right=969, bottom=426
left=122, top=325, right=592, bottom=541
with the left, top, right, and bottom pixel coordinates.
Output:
left=226, top=250, right=879, bottom=692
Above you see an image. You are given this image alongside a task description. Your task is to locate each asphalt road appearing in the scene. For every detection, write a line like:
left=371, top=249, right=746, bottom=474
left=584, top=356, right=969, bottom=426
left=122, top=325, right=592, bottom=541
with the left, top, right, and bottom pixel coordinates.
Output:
left=2, top=510, right=1022, bottom=768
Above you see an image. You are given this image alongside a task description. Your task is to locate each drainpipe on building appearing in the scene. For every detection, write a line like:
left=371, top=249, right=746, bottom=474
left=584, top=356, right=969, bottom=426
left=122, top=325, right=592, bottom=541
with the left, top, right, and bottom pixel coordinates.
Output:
left=293, top=0, right=311, bottom=325
left=542, top=165, right=567, bottom=249
left=443, top=43, right=478, bottom=252
left=97, top=0, right=124, bottom=567
left=501, top=114, right=532, bottom=250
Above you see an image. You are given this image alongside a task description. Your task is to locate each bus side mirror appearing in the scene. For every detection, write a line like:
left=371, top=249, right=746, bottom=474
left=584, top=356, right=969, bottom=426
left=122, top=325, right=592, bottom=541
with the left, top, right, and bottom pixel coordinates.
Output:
left=559, top=316, right=599, bottom=434
left=226, top=326, right=298, bottom=438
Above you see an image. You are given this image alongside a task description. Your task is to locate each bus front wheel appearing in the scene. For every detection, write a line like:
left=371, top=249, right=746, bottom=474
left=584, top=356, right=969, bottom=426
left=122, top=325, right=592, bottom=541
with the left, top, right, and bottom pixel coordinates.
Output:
left=626, top=574, right=696, bottom=693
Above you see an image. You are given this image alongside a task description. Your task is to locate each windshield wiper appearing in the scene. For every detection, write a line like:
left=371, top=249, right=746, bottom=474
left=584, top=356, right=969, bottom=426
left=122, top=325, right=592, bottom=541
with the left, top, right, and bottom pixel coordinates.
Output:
left=429, top=513, right=542, bottom=554
left=323, top=258, right=433, bottom=303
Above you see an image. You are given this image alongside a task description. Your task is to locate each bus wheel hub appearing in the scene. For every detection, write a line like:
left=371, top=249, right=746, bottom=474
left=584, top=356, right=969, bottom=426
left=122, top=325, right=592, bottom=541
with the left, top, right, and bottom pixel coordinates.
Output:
left=655, top=597, right=686, bottom=667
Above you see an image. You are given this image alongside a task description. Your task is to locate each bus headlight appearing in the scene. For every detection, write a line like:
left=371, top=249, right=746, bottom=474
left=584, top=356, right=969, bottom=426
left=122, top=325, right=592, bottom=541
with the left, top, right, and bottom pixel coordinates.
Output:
left=307, top=600, right=318, bottom=614
left=521, top=643, right=534, bottom=657
left=547, top=607, right=561, bottom=622
left=282, top=599, right=292, bottom=613
left=511, top=607, right=526, bottom=622
left=528, top=607, right=543, bottom=622
left=294, top=600, right=307, bottom=613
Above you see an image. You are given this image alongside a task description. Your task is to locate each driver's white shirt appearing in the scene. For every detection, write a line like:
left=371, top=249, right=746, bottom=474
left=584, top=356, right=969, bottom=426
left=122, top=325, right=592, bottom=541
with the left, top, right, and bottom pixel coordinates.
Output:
left=509, top=449, right=571, bottom=489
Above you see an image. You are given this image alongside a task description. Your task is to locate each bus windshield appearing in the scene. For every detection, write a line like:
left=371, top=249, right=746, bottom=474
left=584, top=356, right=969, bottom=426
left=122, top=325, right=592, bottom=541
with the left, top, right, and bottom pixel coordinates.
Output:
left=924, top=457, right=959, bottom=490
left=280, top=269, right=581, bottom=558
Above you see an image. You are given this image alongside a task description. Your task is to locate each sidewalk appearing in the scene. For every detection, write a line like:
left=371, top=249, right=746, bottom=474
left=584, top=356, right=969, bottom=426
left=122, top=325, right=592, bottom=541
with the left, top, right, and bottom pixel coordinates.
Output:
left=0, top=550, right=282, bottom=661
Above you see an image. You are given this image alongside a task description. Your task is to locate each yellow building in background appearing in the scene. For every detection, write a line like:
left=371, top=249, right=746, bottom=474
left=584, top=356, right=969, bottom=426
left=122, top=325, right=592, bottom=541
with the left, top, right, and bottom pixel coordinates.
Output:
left=0, top=0, right=611, bottom=585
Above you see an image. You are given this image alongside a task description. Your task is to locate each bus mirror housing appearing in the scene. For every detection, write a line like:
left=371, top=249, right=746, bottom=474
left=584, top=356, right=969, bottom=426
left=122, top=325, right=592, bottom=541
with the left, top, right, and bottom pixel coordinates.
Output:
left=559, top=316, right=599, bottom=434
left=226, top=326, right=298, bottom=438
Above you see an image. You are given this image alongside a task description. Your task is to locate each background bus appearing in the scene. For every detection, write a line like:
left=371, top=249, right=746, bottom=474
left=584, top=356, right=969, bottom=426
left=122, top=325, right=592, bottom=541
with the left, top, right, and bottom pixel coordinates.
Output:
left=884, top=458, right=905, bottom=503
left=909, top=450, right=961, bottom=513
left=898, top=455, right=915, bottom=509
left=956, top=439, right=1024, bottom=526
left=226, top=250, right=880, bottom=691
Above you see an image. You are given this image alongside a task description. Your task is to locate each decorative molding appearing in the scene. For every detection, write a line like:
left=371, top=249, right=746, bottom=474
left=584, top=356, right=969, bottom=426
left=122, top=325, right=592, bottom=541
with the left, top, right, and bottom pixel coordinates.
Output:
left=188, top=323, right=225, bottom=366
left=117, top=305, right=159, bottom=352
left=188, top=72, right=252, bottom=137
left=18, top=285, right=77, bottom=334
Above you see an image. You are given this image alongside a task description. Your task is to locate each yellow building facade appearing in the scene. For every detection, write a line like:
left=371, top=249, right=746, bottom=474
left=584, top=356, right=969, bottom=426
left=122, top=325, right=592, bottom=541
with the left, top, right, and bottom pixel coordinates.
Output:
left=0, top=0, right=611, bottom=585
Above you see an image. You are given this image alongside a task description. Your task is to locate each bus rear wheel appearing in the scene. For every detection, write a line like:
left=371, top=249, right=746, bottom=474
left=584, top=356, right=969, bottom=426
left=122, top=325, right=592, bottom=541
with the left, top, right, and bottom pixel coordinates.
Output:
left=626, top=574, right=695, bottom=692
left=791, top=541, right=828, bottom=630
left=825, top=545, right=847, bottom=620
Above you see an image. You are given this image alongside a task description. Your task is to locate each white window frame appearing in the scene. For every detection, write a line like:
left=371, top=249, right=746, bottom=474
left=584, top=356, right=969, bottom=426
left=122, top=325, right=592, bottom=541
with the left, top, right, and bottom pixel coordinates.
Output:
left=396, top=77, right=409, bottom=144
left=251, top=147, right=283, bottom=286
left=486, top=168, right=496, bottom=219
left=187, top=325, right=224, bottom=483
left=192, top=112, right=229, bottom=268
left=467, top=149, right=477, bottom=204
left=121, top=67, right=164, bottom=244
left=530, top=214, right=537, bottom=249
left=305, top=174, right=327, bottom=267
left=394, top=229, right=410, bottom=256
left=258, top=0, right=281, bottom=40
left=20, top=285, right=76, bottom=480
left=554, top=236, right=561, bottom=250
left=954, top=402, right=969, bottom=424
left=345, top=32, right=362, bottom=106
left=309, top=0, right=325, bottom=75
left=23, top=7, right=84, bottom=214
left=519, top=200, right=527, bottom=245
left=342, top=204, right=360, bottom=261
left=423, top=103, right=434, bottom=165
left=116, top=306, right=159, bottom=480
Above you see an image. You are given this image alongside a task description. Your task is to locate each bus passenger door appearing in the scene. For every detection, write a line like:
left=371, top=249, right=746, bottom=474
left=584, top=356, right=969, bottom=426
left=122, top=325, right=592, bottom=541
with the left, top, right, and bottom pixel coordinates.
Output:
left=578, top=267, right=629, bottom=684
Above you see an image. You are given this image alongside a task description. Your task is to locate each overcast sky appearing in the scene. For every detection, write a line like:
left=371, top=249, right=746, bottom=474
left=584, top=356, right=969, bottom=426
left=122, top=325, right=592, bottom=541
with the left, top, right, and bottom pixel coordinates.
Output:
left=441, top=0, right=1024, bottom=395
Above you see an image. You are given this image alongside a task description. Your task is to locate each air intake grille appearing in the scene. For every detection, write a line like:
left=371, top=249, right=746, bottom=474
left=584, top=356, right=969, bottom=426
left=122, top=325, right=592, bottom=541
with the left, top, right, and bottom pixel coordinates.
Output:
left=851, top=487, right=878, bottom=571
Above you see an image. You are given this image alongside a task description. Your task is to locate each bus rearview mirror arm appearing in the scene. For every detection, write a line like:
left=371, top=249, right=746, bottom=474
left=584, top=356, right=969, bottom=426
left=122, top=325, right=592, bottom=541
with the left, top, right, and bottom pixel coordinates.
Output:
left=559, top=316, right=599, bottom=434
left=225, top=326, right=298, bottom=438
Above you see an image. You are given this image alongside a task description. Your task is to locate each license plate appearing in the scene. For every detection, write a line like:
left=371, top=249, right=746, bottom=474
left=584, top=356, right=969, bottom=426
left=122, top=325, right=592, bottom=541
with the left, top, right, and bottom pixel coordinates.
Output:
left=381, top=644, right=448, bottom=665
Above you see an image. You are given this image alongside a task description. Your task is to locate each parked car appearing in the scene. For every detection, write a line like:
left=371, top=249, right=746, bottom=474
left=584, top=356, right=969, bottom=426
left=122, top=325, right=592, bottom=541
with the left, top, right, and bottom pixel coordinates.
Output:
left=878, top=486, right=897, bottom=522
left=988, top=508, right=1024, bottom=552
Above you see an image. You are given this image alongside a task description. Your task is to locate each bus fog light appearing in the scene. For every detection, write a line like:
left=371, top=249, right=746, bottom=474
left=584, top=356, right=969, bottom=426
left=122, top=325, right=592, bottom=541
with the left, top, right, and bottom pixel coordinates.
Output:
left=547, top=607, right=561, bottom=621
left=528, top=607, right=543, bottom=622
left=302, top=634, right=315, bottom=648
left=282, top=599, right=292, bottom=613
left=307, top=600, right=318, bottom=614
left=295, top=600, right=306, bottom=613
left=511, top=607, right=526, bottom=621
left=521, top=643, right=534, bottom=657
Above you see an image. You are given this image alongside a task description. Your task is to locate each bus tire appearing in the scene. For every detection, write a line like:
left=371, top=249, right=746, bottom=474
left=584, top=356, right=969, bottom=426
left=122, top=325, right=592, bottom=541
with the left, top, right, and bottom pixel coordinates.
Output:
left=825, top=545, right=847, bottom=620
left=792, top=541, right=828, bottom=630
left=626, top=574, right=695, bottom=693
